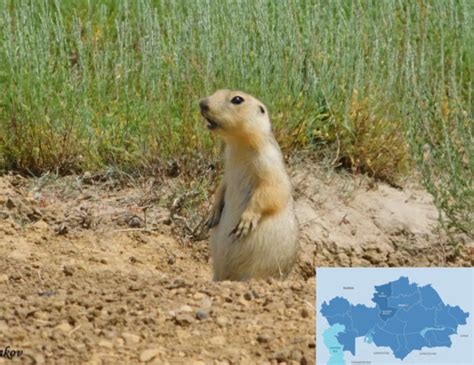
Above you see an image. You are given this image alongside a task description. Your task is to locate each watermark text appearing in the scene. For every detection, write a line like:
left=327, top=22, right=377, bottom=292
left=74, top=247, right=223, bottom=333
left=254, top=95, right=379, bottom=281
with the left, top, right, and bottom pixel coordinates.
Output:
left=0, top=346, right=23, bottom=360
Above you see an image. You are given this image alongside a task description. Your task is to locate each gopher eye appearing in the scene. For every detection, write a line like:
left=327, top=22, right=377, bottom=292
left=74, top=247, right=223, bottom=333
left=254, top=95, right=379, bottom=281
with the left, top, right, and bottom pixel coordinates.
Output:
left=230, top=96, right=244, bottom=105
left=259, top=106, right=265, bottom=114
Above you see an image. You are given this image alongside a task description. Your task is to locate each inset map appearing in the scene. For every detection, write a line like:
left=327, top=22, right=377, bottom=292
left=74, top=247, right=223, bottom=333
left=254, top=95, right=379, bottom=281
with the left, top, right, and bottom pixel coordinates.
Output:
left=316, top=268, right=473, bottom=364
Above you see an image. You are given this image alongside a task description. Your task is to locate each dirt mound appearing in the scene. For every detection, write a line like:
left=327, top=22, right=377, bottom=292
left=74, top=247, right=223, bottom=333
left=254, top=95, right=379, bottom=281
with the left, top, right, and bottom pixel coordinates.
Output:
left=0, top=165, right=470, bottom=364
left=292, top=165, right=472, bottom=275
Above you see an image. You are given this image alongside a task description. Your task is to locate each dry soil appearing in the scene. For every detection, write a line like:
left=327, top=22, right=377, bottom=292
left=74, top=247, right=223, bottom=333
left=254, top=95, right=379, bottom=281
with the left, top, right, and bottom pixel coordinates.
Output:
left=0, top=164, right=471, bottom=364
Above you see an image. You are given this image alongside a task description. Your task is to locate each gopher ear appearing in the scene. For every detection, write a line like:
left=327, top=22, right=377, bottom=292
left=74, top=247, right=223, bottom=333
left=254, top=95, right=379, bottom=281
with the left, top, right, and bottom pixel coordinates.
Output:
left=259, top=105, right=265, bottom=114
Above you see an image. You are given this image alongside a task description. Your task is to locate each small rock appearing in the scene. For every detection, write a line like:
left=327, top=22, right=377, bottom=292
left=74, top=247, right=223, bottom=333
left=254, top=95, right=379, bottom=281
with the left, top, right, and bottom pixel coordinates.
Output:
left=215, top=316, right=229, bottom=327
left=128, top=282, right=143, bottom=291
left=195, top=309, right=209, bottom=321
left=55, top=224, right=68, bottom=235
left=272, top=351, right=288, bottom=363
left=52, top=299, right=66, bottom=309
left=238, top=297, right=249, bottom=307
left=139, top=348, right=162, bottom=363
left=0, top=274, right=9, bottom=283
left=121, top=332, right=141, bottom=345
left=174, top=313, right=194, bottom=326
left=114, top=337, right=125, bottom=347
left=98, top=339, right=113, bottom=349
left=38, top=290, right=55, bottom=297
left=210, top=336, right=226, bottom=346
left=55, top=322, right=72, bottom=332
left=300, top=308, right=309, bottom=318
left=6, top=197, right=18, bottom=209
left=256, top=334, right=273, bottom=344
left=32, top=220, right=49, bottom=231
left=127, top=215, right=142, bottom=228
left=166, top=279, right=187, bottom=289
left=10, top=273, right=22, bottom=282
left=179, top=305, right=193, bottom=313
left=251, top=289, right=261, bottom=299
left=201, top=296, right=212, bottom=308
left=27, top=207, right=42, bottom=221
left=33, top=311, right=48, bottom=320
left=193, top=292, right=205, bottom=300
left=0, top=320, right=9, bottom=332
left=32, top=353, right=46, bottom=365
left=244, top=292, right=253, bottom=300
left=289, top=349, right=303, bottom=361
left=63, top=265, right=74, bottom=276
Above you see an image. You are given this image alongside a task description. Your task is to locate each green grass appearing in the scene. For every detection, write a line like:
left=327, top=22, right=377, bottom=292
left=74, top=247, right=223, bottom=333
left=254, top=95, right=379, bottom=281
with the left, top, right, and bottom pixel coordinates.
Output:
left=0, top=0, right=472, bottom=235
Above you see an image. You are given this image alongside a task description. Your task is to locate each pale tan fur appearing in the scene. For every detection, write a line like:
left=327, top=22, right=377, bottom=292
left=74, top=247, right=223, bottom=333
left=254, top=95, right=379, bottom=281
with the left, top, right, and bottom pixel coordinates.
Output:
left=200, top=89, right=299, bottom=281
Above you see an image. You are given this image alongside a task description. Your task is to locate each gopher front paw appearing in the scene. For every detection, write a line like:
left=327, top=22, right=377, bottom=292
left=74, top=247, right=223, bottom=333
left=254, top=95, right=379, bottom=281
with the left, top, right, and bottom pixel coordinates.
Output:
left=229, top=211, right=261, bottom=239
left=207, top=211, right=220, bottom=229
left=207, top=202, right=224, bottom=229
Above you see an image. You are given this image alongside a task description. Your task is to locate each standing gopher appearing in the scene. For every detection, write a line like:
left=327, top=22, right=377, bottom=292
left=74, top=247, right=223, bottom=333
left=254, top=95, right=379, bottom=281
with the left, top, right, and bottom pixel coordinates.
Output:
left=199, top=89, right=299, bottom=281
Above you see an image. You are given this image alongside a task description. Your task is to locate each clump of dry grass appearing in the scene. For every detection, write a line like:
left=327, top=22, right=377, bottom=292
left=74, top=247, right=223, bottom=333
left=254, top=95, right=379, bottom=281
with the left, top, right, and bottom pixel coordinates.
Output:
left=335, top=90, right=410, bottom=185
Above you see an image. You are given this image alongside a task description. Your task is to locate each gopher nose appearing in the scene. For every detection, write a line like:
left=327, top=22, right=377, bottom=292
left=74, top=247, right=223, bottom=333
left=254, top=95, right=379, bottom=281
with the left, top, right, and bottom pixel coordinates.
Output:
left=199, top=99, right=209, bottom=112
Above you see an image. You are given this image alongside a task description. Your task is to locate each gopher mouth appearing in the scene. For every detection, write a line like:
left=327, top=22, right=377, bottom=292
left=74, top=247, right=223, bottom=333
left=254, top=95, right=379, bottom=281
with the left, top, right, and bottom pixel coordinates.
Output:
left=206, top=118, right=219, bottom=130
left=201, top=111, right=220, bottom=130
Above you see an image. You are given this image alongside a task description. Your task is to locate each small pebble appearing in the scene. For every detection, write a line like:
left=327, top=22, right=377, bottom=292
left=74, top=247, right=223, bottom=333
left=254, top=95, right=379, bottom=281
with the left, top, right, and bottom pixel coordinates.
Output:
left=193, top=292, right=205, bottom=300
left=179, top=305, right=193, bottom=313
left=215, top=316, right=229, bottom=327
left=98, top=340, right=113, bottom=349
left=121, top=332, right=141, bottom=345
left=256, top=334, right=273, bottom=344
left=174, top=314, right=194, bottom=326
left=301, top=307, right=309, bottom=318
left=195, top=309, right=209, bottom=321
left=272, top=351, right=288, bottom=363
left=210, top=336, right=226, bottom=346
left=63, top=266, right=74, bottom=276
left=127, top=216, right=142, bottom=228
left=32, top=353, right=46, bottom=365
left=289, top=349, right=303, bottom=361
left=55, top=322, right=72, bottom=332
left=139, top=348, right=162, bottom=363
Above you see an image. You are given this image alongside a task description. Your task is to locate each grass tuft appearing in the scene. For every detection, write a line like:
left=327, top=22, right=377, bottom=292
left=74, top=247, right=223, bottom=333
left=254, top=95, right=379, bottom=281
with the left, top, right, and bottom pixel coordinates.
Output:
left=332, top=90, right=410, bottom=185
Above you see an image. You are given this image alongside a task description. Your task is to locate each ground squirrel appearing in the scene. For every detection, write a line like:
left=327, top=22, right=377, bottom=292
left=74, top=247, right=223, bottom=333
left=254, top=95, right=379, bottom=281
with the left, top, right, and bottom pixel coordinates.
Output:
left=199, top=89, right=299, bottom=281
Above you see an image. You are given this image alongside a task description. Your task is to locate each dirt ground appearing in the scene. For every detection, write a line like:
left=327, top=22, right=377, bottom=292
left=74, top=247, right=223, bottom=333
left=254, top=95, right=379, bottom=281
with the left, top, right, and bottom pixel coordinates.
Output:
left=0, top=163, right=471, bottom=365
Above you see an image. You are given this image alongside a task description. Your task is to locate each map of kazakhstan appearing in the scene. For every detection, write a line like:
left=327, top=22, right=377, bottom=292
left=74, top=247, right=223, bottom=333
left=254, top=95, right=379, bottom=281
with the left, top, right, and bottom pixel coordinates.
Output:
left=316, top=268, right=473, bottom=365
